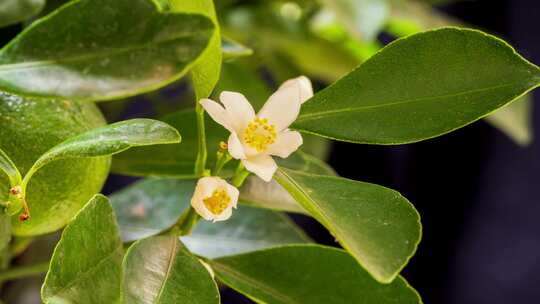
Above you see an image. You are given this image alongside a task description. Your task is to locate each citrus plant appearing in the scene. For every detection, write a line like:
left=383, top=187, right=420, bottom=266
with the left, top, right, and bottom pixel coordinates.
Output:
left=0, top=0, right=539, bottom=303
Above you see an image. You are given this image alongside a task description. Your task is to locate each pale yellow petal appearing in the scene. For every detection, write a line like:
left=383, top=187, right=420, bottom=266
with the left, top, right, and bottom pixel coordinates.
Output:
left=279, top=76, right=313, bottom=104
left=258, top=83, right=301, bottom=131
left=267, top=130, right=303, bottom=158
left=228, top=132, right=246, bottom=159
left=220, top=91, right=256, bottom=132
left=242, top=155, right=278, bottom=182
left=199, top=99, right=235, bottom=133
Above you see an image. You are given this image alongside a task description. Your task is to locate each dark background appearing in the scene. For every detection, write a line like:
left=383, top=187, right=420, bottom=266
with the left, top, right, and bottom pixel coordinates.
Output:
left=1, top=0, right=540, bottom=303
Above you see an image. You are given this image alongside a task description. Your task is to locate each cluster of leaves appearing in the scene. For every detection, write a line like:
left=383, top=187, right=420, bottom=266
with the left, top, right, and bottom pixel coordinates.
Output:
left=0, top=0, right=539, bottom=303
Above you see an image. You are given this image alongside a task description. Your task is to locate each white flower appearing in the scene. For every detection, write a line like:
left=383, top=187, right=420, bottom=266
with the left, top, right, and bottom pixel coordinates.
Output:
left=191, top=177, right=239, bottom=222
left=200, top=76, right=313, bottom=181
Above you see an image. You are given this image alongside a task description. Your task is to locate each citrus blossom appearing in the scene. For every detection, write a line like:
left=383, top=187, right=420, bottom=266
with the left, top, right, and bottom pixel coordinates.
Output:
left=191, top=177, right=239, bottom=222
left=200, top=76, right=313, bottom=181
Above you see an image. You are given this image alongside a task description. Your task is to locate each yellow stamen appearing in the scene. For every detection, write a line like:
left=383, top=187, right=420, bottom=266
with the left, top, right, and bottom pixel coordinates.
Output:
left=243, top=117, right=277, bottom=152
left=203, top=188, right=231, bottom=215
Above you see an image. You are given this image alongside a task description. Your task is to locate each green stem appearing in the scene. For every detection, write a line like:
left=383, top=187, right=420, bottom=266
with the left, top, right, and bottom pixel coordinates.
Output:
left=232, top=162, right=250, bottom=188
left=0, top=262, right=49, bottom=282
left=194, top=102, right=208, bottom=177
left=167, top=207, right=201, bottom=237
left=212, top=151, right=232, bottom=176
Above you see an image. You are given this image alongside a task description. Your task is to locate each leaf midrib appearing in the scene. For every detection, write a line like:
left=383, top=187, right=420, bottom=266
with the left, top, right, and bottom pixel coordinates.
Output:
left=0, top=31, right=203, bottom=73
left=211, top=261, right=299, bottom=304
left=154, top=237, right=178, bottom=304
left=297, top=82, right=520, bottom=122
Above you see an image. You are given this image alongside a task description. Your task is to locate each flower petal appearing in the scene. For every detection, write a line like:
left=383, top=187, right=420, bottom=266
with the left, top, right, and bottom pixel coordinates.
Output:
left=228, top=132, right=246, bottom=159
left=279, top=76, right=313, bottom=104
left=242, top=155, right=278, bottom=182
left=226, top=183, right=240, bottom=209
left=200, top=99, right=235, bottom=133
left=191, top=177, right=220, bottom=221
left=258, top=82, right=302, bottom=131
left=220, top=91, right=256, bottom=132
left=267, top=130, right=303, bottom=158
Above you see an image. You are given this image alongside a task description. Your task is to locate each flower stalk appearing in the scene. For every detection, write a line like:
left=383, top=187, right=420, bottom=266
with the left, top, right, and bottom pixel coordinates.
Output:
left=194, top=102, right=208, bottom=177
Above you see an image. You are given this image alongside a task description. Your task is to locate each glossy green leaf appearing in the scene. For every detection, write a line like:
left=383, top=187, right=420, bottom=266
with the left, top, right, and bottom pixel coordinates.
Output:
left=222, top=37, right=254, bottom=60
left=110, top=178, right=195, bottom=242
left=42, top=194, right=123, bottom=303
left=0, top=94, right=110, bottom=236
left=321, top=0, right=390, bottom=41
left=293, top=28, right=540, bottom=144
left=25, top=119, right=180, bottom=187
left=211, top=245, right=422, bottom=304
left=164, top=0, right=222, bottom=100
left=0, top=148, right=21, bottom=186
left=0, top=0, right=214, bottom=101
left=112, top=110, right=226, bottom=177
left=486, top=95, right=533, bottom=146
left=123, top=236, right=220, bottom=304
left=0, top=0, right=46, bottom=28
left=385, top=3, right=533, bottom=146
left=182, top=206, right=311, bottom=258
left=274, top=168, right=421, bottom=283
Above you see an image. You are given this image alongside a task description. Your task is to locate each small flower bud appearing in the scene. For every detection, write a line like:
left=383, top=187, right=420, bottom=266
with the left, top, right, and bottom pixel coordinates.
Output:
left=19, top=212, right=30, bottom=221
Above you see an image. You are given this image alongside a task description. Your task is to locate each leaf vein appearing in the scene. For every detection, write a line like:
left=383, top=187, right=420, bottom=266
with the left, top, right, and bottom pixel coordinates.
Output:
left=297, top=82, right=518, bottom=122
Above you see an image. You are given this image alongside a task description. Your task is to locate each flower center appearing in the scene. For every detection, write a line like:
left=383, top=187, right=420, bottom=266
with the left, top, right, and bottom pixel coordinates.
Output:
left=203, top=188, right=231, bottom=215
left=243, top=117, right=277, bottom=152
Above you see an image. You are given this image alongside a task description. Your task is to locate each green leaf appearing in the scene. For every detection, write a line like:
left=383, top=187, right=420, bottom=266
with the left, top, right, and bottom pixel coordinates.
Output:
left=293, top=27, right=540, bottom=144
left=42, top=194, right=123, bottom=303
left=112, top=110, right=225, bottom=178
left=485, top=95, right=533, bottom=146
left=24, top=119, right=180, bottom=189
left=210, top=245, right=422, bottom=304
left=110, top=178, right=195, bottom=242
left=274, top=168, right=421, bottom=283
left=122, top=236, right=220, bottom=304
left=0, top=0, right=214, bottom=101
left=385, top=6, right=534, bottom=146
left=0, top=0, right=46, bottom=28
left=182, top=206, right=311, bottom=259
left=0, top=148, right=21, bottom=187
left=222, top=37, right=253, bottom=60
left=321, top=0, right=390, bottom=41
left=164, top=0, right=222, bottom=100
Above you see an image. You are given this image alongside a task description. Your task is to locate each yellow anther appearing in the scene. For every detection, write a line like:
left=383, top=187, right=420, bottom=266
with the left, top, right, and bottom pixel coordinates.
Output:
left=203, top=189, right=231, bottom=215
left=243, top=117, right=277, bottom=152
